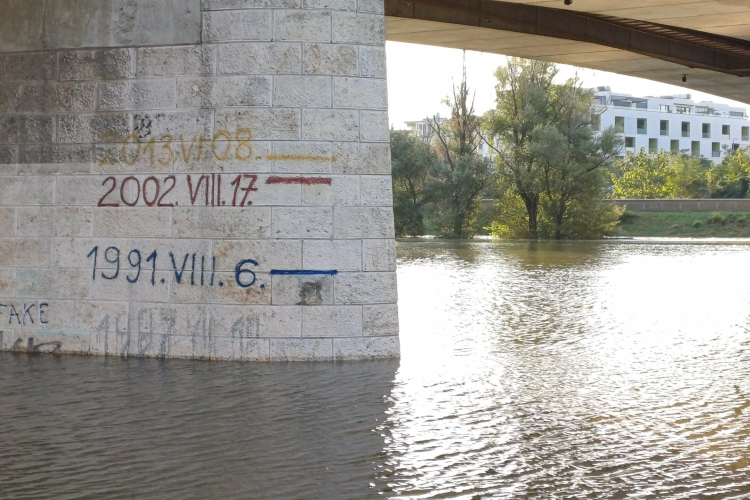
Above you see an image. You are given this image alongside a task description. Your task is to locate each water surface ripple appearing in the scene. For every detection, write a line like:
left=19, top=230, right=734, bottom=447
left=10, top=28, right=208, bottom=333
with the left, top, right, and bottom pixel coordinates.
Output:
left=2, top=240, right=750, bottom=499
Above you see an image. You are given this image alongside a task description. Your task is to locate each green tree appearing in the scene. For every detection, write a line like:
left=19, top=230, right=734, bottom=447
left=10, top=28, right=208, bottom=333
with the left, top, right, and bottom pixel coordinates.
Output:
left=485, top=58, right=621, bottom=239
left=708, top=148, right=750, bottom=198
left=390, top=129, right=437, bottom=237
left=611, top=150, right=671, bottom=199
left=425, top=65, right=494, bottom=238
left=611, top=150, right=710, bottom=199
left=484, top=58, right=557, bottom=238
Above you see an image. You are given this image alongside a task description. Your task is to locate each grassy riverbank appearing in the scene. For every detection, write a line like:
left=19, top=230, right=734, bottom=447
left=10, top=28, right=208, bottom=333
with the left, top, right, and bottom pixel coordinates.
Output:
left=618, top=211, right=750, bottom=237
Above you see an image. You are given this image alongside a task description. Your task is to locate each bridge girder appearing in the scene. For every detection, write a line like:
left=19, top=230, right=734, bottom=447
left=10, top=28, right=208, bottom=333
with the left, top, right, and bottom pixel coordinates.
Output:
left=385, top=0, right=750, bottom=104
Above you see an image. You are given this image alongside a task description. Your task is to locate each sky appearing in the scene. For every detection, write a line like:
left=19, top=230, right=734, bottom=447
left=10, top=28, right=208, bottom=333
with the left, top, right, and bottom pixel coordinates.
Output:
left=386, top=41, right=749, bottom=130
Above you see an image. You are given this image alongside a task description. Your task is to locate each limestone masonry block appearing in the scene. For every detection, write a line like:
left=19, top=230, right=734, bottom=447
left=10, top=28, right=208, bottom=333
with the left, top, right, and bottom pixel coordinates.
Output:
left=60, top=49, right=135, bottom=80
left=363, top=239, right=396, bottom=271
left=335, top=272, right=398, bottom=304
left=21, top=83, right=97, bottom=112
left=333, top=142, right=391, bottom=174
left=93, top=208, right=171, bottom=238
left=58, top=113, right=130, bottom=144
left=302, top=175, right=360, bottom=206
left=359, top=45, right=387, bottom=78
left=0, top=268, right=16, bottom=295
left=332, top=12, right=386, bottom=44
left=0, top=0, right=397, bottom=362
left=0, top=238, right=52, bottom=267
left=273, top=207, right=333, bottom=238
left=202, top=10, right=272, bottom=42
left=270, top=338, right=332, bottom=361
left=274, top=11, right=332, bottom=42
left=303, top=239, right=362, bottom=271
left=363, top=304, right=399, bottom=336
left=213, top=240, right=301, bottom=272
left=138, top=46, right=215, bottom=77
left=357, top=0, right=385, bottom=14
left=216, top=108, right=301, bottom=140
left=1, top=52, right=57, bottom=82
left=210, top=305, right=302, bottom=339
left=361, top=175, right=394, bottom=206
left=303, top=43, right=358, bottom=76
left=303, top=305, right=362, bottom=337
left=272, top=274, right=334, bottom=305
left=0, top=208, right=15, bottom=236
left=18, top=207, right=93, bottom=237
left=334, top=77, right=387, bottom=109
left=333, top=336, right=399, bottom=359
left=304, top=0, right=356, bottom=10
left=177, top=76, right=272, bottom=108
left=18, top=144, right=93, bottom=173
left=360, top=111, right=390, bottom=142
left=218, top=43, right=301, bottom=75
left=334, top=207, right=395, bottom=238
left=173, top=207, right=272, bottom=238
left=302, top=109, right=359, bottom=141
left=271, top=142, right=333, bottom=173
left=202, top=0, right=301, bottom=9
left=0, top=176, right=54, bottom=206
left=274, top=76, right=332, bottom=108
left=98, top=80, right=177, bottom=111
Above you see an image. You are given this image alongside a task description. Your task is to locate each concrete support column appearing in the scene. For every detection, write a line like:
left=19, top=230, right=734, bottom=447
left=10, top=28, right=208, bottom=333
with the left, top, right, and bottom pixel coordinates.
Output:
left=0, top=0, right=399, bottom=361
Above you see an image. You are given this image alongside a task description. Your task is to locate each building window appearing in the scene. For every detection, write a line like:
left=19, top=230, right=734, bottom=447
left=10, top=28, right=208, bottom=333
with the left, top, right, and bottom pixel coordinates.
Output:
left=733, top=143, right=740, bottom=152
left=637, top=118, right=647, bottom=135
left=636, top=102, right=648, bottom=109
left=722, top=125, right=730, bottom=136
left=615, top=116, right=625, bottom=133
left=702, top=123, right=711, bottom=138
left=660, top=120, right=669, bottom=136
left=712, top=142, right=721, bottom=158
left=692, top=141, right=701, bottom=157
left=660, top=104, right=671, bottom=113
left=682, top=122, right=690, bottom=137
left=696, top=106, right=710, bottom=114
left=613, top=100, right=631, bottom=107
left=649, top=138, right=658, bottom=154
left=730, top=111, right=744, bottom=117
left=625, top=137, right=635, bottom=149
left=743, top=126, right=749, bottom=141
left=676, top=105, right=690, bottom=114
left=591, top=114, right=601, bottom=132
left=670, top=140, right=680, bottom=153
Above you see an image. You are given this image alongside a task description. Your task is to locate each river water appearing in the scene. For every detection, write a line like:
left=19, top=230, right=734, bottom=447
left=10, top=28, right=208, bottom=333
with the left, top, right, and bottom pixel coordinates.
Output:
left=2, top=240, right=750, bottom=499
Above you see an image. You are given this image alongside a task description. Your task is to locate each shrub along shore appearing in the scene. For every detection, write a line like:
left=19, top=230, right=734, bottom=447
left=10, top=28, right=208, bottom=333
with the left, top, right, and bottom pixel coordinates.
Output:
left=617, top=211, right=750, bottom=237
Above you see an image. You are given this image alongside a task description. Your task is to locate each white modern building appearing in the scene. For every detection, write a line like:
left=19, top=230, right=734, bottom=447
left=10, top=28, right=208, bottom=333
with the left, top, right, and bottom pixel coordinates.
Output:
left=594, top=87, right=750, bottom=162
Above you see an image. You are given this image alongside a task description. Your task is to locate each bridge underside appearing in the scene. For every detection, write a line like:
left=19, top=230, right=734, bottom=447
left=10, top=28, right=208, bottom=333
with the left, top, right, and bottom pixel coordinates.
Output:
left=385, top=0, right=750, bottom=104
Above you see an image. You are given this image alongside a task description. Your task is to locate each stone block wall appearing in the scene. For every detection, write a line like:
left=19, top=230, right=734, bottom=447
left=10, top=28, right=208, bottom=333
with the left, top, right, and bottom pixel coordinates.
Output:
left=0, top=0, right=399, bottom=361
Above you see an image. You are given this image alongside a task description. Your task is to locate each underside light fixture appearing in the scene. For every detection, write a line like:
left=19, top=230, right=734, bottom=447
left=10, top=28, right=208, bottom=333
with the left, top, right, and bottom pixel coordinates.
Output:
left=682, top=74, right=688, bottom=83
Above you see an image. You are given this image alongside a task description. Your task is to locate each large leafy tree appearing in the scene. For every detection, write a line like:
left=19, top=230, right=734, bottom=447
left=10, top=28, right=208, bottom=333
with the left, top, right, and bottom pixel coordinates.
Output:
left=390, top=129, right=437, bottom=236
left=484, top=58, right=557, bottom=238
left=485, top=58, right=621, bottom=239
left=425, top=64, right=494, bottom=238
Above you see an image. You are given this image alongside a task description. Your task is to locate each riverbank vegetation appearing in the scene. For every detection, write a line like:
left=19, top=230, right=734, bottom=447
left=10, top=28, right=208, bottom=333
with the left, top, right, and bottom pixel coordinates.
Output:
left=618, top=211, right=750, bottom=237
left=391, top=57, right=750, bottom=239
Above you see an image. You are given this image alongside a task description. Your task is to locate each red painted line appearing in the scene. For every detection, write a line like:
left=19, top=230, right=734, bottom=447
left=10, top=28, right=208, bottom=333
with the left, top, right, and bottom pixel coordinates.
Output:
left=265, top=176, right=332, bottom=186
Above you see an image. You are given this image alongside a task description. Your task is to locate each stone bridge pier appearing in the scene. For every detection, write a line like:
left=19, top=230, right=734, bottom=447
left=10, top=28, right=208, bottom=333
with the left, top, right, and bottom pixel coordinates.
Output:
left=0, top=0, right=399, bottom=361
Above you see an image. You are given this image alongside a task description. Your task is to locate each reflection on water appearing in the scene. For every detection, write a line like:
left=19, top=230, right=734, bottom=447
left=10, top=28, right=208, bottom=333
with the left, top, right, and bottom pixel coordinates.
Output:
left=3, top=240, right=750, bottom=498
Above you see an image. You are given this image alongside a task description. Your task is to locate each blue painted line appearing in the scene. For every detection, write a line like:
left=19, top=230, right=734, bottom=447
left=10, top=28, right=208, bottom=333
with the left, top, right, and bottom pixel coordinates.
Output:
left=270, top=269, right=338, bottom=276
